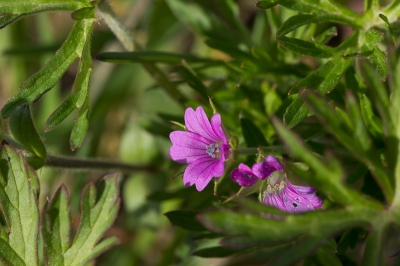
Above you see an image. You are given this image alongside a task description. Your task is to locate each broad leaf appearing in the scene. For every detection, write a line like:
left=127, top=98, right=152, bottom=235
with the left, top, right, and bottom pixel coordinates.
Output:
left=0, top=144, right=40, bottom=266
left=43, top=174, right=120, bottom=265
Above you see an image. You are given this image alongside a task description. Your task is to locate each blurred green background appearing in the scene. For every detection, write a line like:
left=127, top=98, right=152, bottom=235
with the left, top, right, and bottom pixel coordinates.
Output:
left=0, top=1, right=261, bottom=265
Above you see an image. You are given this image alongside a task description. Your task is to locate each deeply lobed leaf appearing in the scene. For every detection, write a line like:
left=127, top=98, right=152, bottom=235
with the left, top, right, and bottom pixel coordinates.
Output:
left=42, top=174, right=120, bottom=266
left=0, top=144, right=40, bottom=266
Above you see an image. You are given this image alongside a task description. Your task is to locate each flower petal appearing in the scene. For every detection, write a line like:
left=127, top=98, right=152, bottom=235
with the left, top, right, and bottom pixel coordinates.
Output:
left=280, top=181, right=323, bottom=213
left=252, top=155, right=284, bottom=180
left=184, top=107, right=220, bottom=142
left=210, top=113, right=227, bottom=144
left=183, top=157, right=223, bottom=191
left=230, top=163, right=259, bottom=187
left=169, top=131, right=213, bottom=163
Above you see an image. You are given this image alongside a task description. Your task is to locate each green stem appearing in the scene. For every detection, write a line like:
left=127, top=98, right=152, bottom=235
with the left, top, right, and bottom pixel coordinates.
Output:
left=96, top=0, right=187, bottom=104
left=45, top=155, right=155, bottom=173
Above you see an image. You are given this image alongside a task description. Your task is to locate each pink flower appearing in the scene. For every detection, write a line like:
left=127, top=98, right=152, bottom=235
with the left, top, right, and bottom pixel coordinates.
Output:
left=252, top=155, right=284, bottom=180
left=169, top=106, right=231, bottom=191
left=231, top=155, right=323, bottom=214
left=230, top=163, right=259, bottom=187
left=263, top=179, right=323, bottom=214
left=230, top=155, right=284, bottom=187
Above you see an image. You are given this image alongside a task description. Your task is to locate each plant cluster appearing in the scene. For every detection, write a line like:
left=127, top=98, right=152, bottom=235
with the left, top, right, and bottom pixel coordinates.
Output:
left=1, top=0, right=400, bottom=265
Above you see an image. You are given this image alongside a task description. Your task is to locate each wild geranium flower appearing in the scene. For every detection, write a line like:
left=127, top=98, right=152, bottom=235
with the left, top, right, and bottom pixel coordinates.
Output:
left=169, top=106, right=231, bottom=191
left=231, top=155, right=323, bottom=214
left=263, top=175, right=323, bottom=214
left=260, top=156, right=323, bottom=214
left=230, top=163, right=259, bottom=187
left=230, top=155, right=284, bottom=187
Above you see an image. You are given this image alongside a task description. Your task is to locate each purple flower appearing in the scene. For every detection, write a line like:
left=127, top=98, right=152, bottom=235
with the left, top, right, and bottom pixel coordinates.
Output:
left=252, top=155, right=284, bottom=180
left=230, top=163, right=259, bottom=187
left=230, top=155, right=284, bottom=187
left=169, top=106, right=231, bottom=191
left=263, top=179, right=323, bottom=214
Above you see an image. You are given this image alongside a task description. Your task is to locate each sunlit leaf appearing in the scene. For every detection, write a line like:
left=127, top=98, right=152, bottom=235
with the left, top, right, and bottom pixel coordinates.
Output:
left=0, top=144, right=40, bottom=265
left=42, top=174, right=120, bottom=265
left=1, top=19, right=94, bottom=118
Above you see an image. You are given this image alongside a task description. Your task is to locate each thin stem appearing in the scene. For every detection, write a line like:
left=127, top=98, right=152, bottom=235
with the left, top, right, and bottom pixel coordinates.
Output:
left=96, top=0, right=135, bottom=51
left=96, top=0, right=187, bottom=104
left=45, top=155, right=155, bottom=173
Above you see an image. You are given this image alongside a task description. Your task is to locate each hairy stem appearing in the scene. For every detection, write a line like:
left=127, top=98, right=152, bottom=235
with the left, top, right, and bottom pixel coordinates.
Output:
left=45, top=155, right=155, bottom=173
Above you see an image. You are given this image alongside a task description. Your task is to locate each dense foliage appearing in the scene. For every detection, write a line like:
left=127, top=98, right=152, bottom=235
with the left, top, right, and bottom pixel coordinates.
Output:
left=1, top=0, right=400, bottom=265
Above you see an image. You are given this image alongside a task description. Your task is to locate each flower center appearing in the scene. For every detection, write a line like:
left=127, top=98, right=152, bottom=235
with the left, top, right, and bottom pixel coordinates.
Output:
left=206, top=142, right=221, bottom=159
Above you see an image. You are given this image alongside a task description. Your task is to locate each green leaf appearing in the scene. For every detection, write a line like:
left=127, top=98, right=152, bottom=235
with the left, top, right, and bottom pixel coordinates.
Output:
left=45, top=90, right=86, bottom=131
left=314, top=26, right=337, bottom=44
left=95, top=51, right=217, bottom=64
left=284, top=57, right=352, bottom=127
left=276, top=14, right=334, bottom=37
left=269, top=236, right=323, bottom=266
left=368, top=47, right=387, bottom=80
left=304, top=92, right=393, bottom=202
left=253, top=0, right=363, bottom=27
left=198, top=208, right=376, bottom=246
left=0, top=14, right=23, bottom=29
left=361, top=64, right=390, bottom=135
left=362, top=29, right=387, bottom=80
left=177, top=61, right=209, bottom=101
left=42, top=185, right=71, bottom=266
left=44, top=174, right=120, bottom=265
left=255, top=1, right=277, bottom=9
left=0, top=144, right=40, bottom=266
left=311, top=240, right=343, bottom=266
left=276, top=36, right=332, bottom=58
left=364, top=29, right=384, bottom=45
left=1, top=19, right=94, bottom=118
left=69, top=43, right=93, bottom=150
left=359, top=93, right=383, bottom=138
left=165, top=0, right=248, bottom=45
left=69, top=98, right=90, bottom=151
left=360, top=228, right=386, bottom=266
left=335, top=107, right=353, bottom=131
left=289, top=61, right=335, bottom=95
left=8, top=105, right=46, bottom=169
left=0, top=119, right=2, bottom=142
left=0, top=0, right=85, bottom=16
left=240, top=117, right=268, bottom=146
left=165, top=210, right=207, bottom=231
left=271, top=116, right=382, bottom=207
left=192, top=246, right=242, bottom=258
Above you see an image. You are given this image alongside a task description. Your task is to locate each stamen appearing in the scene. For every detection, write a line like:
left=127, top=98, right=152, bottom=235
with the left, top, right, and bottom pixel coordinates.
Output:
left=206, top=143, right=221, bottom=159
